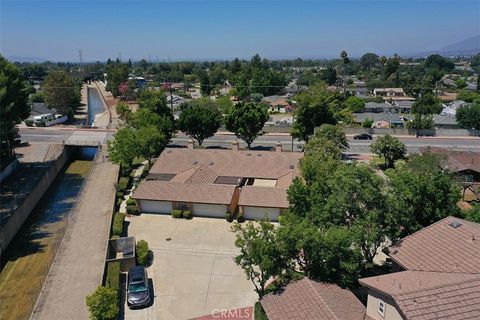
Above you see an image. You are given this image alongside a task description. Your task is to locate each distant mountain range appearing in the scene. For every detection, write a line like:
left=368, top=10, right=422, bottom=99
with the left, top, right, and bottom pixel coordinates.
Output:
left=6, top=55, right=47, bottom=63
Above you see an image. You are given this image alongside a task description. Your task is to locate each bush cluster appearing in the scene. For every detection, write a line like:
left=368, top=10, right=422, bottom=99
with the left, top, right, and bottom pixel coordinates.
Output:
left=237, top=212, right=245, bottom=223
left=86, top=286, right=119, bottom=320
left=136, top=240, right=149, bottom=266
left=183, top=210, right=192, bottom=219
left=117, top=177, right=130, bottom=193
left=25, top=119, right=34, bottom=127
left=171, top=209, right=183, bottom=218
left=112, top=212, right=126, bottom=237
left=126, top=205, right=139, bottom=215
left=226, top=212, right=233, bottom=222
left=126, top=198, right=136, bottom=206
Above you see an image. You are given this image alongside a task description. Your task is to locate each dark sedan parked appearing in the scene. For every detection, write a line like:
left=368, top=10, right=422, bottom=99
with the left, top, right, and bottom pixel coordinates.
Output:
left=127, top=266, right=151, bottom=308
left=353, top=133, right=373, bottom=140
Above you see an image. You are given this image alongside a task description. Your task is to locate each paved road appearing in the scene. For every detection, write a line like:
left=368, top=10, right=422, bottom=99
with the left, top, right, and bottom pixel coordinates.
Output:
left=19, top=127, right=480, bottom=153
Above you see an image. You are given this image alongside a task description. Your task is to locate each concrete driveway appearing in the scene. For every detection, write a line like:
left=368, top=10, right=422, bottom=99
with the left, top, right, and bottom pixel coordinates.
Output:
left=123, top=215, right=257, bottom=320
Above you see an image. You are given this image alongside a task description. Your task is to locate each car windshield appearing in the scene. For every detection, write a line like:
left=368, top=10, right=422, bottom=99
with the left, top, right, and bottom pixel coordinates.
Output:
left=128, top=283, right=147, bottom=293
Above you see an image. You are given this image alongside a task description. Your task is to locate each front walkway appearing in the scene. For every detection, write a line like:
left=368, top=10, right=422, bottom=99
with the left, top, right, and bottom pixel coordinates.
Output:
left=31, top=156, right=119, bottom=320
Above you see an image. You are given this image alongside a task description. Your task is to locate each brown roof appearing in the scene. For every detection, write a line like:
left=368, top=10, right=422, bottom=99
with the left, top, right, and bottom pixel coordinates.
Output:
left=149, top=148, right=302, bottom=180
left=427, top=147, right=480, bottom=173
left=133, top=181, right=235, bottom=205
left=270, top=98, right=291, bottom=107
left=360, top=271, right=480, bottom=320
left=388, top=217, right=480, bottom=273
left=260, top=278, right=366, bottom=320
left=238, top=186, right=289, bottom=208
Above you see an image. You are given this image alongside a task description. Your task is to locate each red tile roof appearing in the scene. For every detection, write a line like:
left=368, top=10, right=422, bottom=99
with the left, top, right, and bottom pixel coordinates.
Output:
left=133, top=181, right=235, bottom=205
left=360, top=271, right=480, bottom=320
left=387, top=216, right=480, bottom=273
left=238, top=186, right=289, bottom=208
left=260, top=278, right=366, bottom=320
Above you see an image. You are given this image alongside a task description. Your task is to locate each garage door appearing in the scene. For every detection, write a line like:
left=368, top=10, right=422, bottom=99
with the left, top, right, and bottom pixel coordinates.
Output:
left=139, top=200, right=172, bottom=214
left=243, top=206, right=280, bottom=222
left=192, top=203, right=227, bottom=218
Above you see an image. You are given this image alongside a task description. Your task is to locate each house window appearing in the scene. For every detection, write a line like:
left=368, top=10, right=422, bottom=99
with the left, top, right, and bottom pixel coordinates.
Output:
left=378, top=300, right=385, bottom=318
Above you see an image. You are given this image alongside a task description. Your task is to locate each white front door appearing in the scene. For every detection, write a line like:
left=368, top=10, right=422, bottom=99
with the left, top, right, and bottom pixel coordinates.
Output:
left=192, top=203, right=227, bottom=218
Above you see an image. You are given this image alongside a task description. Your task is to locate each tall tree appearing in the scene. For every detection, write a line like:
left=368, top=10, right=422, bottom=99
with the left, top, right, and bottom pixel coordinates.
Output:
left=136, top=126, right=167, bottom=166
left=178, top=105, right=221, bottom=145
left=107, top=127, right=138, bottom=174
left=291, top=83, right=337, bottom=141
left=105, top=62, right=129, bottom=97
left=231, top=221, right=291, bottom=298
left=456, top=103, right=480, bottom=130
left=340, top=50, right=350, bottom=90
left=137, top=89, right=170, bottom=116
left=360, top=53, right=380, bottom=71
left=370, top=134, right=406, bottom=168
left=0, top=55, right=30, bottom=162
left=43, top=70, right=80, bottom=116
left=224, top=101, right=269, bottom=149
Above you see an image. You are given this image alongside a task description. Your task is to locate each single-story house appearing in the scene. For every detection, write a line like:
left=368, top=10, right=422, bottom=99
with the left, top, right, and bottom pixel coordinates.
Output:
left=353, top=113, right=405, bottom=128
left=346, top=87, right=369, bottom=97
left=373, top=88, right=406, bottom=97
left=269, top=98, right=294, bottom=113
left=260, top=277, right=366, bottom=320
left=133, top=142, right=303, bottom=221
left=433, top=114, right=458, bottom=129
left=363, top=102, right=394, bottom=113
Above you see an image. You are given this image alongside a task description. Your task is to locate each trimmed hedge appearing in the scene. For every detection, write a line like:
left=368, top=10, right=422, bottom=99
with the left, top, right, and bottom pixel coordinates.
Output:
left=126, top=198, right=136, bottom=206
left=126, top=205, right=139, bottom=215
left=116, top=191, right=124, bottom=200
left=117, top=177, right=129, bottom=192
left=226, top=212, right=233, bottom=222
left=116, top=198, right=123, bottom=210
left=25, top=119, right=34, bottom=127
left=183, top=210, right=192, bottom=220
left=112, top=212, right=126, bottom=237
left=105, top=261, right=120, bottom=291
left=237, top=212, right=245, bottom=223
left=136, top=240, right=149, bottom=266
left=171, top=210, right=183, bottom=218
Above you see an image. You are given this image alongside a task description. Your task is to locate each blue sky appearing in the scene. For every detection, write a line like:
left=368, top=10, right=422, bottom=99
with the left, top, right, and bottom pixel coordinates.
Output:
left=1, top=0, right=479, bottom=61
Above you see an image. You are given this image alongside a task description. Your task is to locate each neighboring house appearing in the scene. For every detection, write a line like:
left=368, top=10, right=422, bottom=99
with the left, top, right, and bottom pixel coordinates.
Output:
left=260, top=277, right=366, bottom=320
left=30, top=103, right=56, bottom=118
left=353, top=113, right=405, bottom=128
left=346, top=87, right=369, bottom=97
left=364, top=102, right=394, bottom=113
left=433, top=114, right=458, bottom=129
left=360, top=216, right=480, bottom=320
left=391, top=100, right=413, bottom=113
left=425, top=147, right=480, bottom=201
left=373, top=88, right=406, bottom=97
left=374, top=88, right=415, bottom=102
left=128, top=76, right=147, bottom=88
left=269, top=98, right=294, bottom=113
left=133, top=142, right=303, bottom=221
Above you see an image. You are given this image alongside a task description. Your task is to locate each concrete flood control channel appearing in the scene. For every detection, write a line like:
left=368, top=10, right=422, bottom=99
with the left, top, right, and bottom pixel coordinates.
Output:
left=0, top=147, right=97, bottom=320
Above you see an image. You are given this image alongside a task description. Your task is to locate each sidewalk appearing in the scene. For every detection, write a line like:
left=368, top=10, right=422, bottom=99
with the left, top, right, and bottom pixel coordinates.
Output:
left=119, top=161, right=146, bottom=213
left=31, top=154, right=119, bottom=320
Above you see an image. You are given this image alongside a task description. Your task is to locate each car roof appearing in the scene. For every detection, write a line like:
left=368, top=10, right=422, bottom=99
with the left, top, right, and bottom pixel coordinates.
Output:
left=129, top=266, right=146, bottom=277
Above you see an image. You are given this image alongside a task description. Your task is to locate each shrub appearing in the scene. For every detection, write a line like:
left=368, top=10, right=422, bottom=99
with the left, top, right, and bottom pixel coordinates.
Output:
left=105, top=261, right=120, bottom=291
left=226, top=212, right=233, bottom=222
left=35, top=120, right=46, bottom=127
left=25, top=119, right=34, bottom=127
left=126, top=198, right=136, bottom=206
left=237, top=212, right=245, bottom=223
left=140, top=164, right=150, bottom=179
left=183, top=210, right=192, bottom=219
left=116, top=191, right=124, bottom=200
left=171, top=209, right=183, bottom=218
left=136, top=240, right=149, bottom=266
left=126, top=205, right=139, bottom=215
left=116, top=198, right=123, bottom=210
left=112, top=212, right=125, bottom=237
left=117, top=177, right=129, bottom=192
left=85, top=286, right=119, bottom=320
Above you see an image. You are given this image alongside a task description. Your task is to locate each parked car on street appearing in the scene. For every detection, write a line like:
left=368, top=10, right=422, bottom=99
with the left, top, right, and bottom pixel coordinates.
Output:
left=127, top=266, right=151, bottom=308
left=353, top=133, right=373, bottom=140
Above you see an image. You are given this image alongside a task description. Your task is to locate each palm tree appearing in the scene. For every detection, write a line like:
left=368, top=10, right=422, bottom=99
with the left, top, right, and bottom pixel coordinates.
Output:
left=340, top=51, right=349, bottom=92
